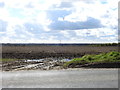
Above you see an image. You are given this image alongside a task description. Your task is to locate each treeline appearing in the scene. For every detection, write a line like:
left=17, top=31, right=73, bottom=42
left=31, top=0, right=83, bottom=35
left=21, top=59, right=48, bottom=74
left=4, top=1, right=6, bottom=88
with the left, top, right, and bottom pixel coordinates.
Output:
left=90, top=43, right=120, bottom=46
left=2, top=43, right=120, bottom=46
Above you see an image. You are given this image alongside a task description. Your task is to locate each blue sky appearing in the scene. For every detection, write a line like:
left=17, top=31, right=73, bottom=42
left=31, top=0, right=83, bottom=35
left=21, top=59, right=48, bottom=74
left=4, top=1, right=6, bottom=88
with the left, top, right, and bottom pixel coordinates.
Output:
left=0, top=0, right=119, bottom=43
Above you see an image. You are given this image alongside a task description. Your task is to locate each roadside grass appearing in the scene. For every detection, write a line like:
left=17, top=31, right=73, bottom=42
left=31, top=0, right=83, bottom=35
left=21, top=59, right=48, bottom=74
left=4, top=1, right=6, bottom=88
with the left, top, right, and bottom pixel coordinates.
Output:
left=0, top=58, right=20, bottom=62
left=63, top=51, right=120, bottom=67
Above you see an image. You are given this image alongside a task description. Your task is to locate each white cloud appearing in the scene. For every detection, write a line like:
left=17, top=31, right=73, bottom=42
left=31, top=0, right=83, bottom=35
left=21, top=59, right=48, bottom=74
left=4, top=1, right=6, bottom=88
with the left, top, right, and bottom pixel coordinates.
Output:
left=64, top=0, right=118, bottom=27
left=75, top=27, right=117, bottom=40
left=60, top=31, right=71, bottom=38
left=0, top=0, right=119, bottom=43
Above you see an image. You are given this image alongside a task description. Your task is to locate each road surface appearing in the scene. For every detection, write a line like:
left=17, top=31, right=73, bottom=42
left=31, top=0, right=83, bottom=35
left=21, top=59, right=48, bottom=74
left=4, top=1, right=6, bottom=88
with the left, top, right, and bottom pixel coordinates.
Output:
left=2, top=68, right=118, bottom=88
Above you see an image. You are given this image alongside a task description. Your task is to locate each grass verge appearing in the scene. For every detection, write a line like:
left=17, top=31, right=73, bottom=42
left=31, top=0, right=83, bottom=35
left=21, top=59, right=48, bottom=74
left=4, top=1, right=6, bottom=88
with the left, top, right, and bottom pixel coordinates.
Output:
left=0, top=58, right=19, bottom=62
left=63, top=51, right=120, bottom=68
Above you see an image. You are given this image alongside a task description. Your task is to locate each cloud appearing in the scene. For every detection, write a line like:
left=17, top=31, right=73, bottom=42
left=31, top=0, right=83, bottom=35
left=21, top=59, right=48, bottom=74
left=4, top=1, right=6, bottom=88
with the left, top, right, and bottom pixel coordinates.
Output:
left=24, top=23, right=43, bottom=34
left=49, top=17, right=103, bottom=30
left=25, top=2, right=34, bottom=8
left=58, top=2, right=73, bottom=8
left=0, top=0, right=119, bottom=43
left=51, top=1, right=73, bottom=10
left=0, top=2, right=4, bottom=8
left=47, top=9, right=71, bottom=21
left=0, top=19, right=8, bottom=32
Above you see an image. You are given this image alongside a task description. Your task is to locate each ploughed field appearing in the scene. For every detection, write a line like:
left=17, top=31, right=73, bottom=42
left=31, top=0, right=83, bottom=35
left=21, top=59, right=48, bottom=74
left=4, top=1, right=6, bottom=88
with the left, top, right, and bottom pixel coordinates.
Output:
left=2, top=45, right=118, bottom=59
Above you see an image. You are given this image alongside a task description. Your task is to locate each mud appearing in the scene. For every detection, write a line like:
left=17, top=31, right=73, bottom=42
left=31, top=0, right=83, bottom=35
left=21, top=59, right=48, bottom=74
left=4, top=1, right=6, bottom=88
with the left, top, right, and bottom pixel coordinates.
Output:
left=69, top=62, right=120, bottom=68
left=2, top=58, right=66, bottom=71
left=2, top=59, right=120, bottom=71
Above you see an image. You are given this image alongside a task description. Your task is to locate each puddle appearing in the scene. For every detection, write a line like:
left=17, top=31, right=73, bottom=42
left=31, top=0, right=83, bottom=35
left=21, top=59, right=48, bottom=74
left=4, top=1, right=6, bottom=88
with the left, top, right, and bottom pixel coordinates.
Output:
left=25, top=59, right=44, bottom=62
left=61, top=59, right=71, bottom=62
left=25, top=58, right=72, bottom=62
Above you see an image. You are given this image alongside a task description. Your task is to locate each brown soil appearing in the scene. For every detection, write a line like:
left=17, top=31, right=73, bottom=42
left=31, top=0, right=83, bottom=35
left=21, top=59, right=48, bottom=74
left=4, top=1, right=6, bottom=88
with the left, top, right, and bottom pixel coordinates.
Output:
left=69, top=62, right=120, bottom=68
left=2, top=45, right=118, bottom=59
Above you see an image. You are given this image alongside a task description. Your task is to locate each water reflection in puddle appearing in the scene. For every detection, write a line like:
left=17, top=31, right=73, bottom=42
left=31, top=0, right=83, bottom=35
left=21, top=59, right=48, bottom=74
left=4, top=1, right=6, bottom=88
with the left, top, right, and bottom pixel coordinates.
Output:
left=25, top=58, right=72, bottom=62
left=26, top=59, right=44, bottom=62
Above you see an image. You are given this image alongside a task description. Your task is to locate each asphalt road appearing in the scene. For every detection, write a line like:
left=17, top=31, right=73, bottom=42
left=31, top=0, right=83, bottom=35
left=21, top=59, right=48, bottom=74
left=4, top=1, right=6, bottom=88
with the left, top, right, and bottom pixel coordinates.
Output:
left=2, top=69, right=118, bottom=88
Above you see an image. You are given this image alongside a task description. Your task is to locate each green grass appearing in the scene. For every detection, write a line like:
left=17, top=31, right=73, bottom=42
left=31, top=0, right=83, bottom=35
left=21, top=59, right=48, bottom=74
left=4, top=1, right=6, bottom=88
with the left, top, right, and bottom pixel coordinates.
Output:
left=0, top=58, right=19, bottom=62
left=63, top=51, right=120, bottom=67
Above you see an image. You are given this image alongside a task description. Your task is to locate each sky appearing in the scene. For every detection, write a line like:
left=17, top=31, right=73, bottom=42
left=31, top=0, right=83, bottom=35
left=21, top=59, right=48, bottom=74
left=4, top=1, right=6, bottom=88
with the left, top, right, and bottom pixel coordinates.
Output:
left=0, top=0, right=119, bottom=43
